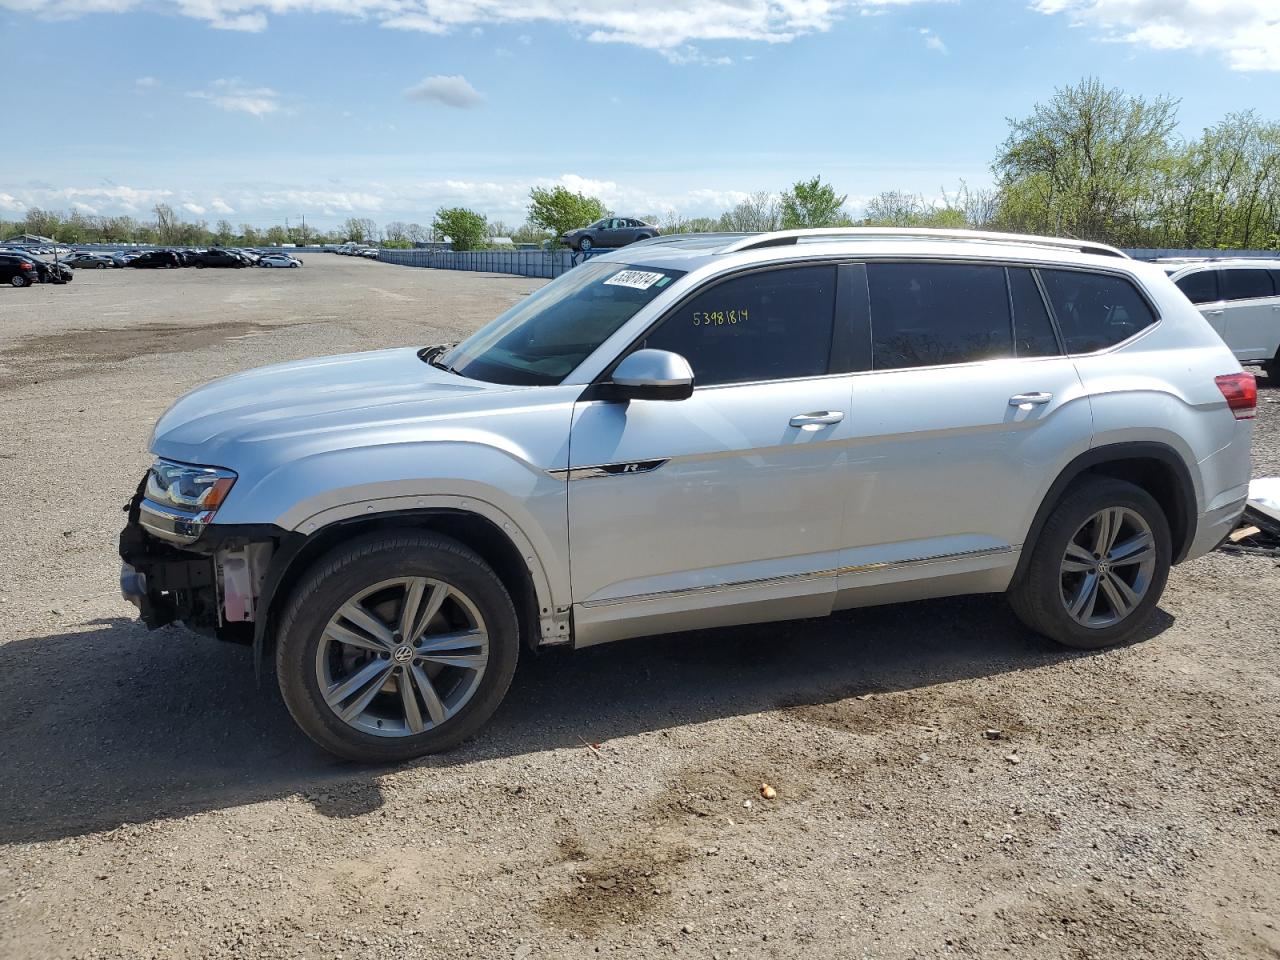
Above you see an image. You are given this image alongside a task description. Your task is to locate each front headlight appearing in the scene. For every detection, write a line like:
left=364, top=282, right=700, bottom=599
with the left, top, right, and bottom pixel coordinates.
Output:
left=145, top=460, right=237, bottom=513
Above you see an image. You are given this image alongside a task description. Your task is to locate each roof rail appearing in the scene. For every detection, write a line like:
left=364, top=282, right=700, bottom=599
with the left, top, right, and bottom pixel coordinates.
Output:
left=716, top=227, right=1130, bottom=259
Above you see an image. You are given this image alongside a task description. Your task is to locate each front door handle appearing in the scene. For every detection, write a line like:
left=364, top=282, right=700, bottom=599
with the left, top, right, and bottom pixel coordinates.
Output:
left=1009, top=392, right=1053, bottom=407
left=789, top=411, right=845, bottom=428
left=1206, top=309, right=1225, bottom=316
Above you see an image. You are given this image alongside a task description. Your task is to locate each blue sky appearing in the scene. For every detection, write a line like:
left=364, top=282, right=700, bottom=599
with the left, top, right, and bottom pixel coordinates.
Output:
left=2, top=0, right=1278, bottom=230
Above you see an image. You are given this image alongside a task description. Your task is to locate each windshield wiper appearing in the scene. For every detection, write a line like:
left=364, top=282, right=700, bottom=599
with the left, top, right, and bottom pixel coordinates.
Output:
left=420, top=343, right=458, bottom=374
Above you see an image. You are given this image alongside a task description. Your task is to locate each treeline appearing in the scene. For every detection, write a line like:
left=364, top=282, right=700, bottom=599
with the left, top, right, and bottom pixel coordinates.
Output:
left=5, top=80, right=1278, bottom=251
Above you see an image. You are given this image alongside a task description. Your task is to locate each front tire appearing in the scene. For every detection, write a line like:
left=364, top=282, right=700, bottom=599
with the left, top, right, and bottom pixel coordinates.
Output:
left=578, top=236, right=593, bottom=252
left=1008, top=477, right=1170, bottom=650
left=276, top=532, right=520, bottom=762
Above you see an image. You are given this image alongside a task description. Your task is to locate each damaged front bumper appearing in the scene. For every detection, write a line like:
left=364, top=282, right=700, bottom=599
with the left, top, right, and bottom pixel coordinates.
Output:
left=119, top=480, right=282, bottom=641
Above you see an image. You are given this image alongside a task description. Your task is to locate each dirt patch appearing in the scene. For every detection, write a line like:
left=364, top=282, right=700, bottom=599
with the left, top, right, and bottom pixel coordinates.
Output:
left=537, top=839, right=693, bottom=934
left=782, top=683, right=1036, bottom=737
left=0, top=321, right=290, bottom=389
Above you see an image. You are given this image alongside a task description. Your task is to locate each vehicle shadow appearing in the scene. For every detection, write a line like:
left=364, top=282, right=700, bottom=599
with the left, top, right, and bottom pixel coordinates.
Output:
left=0, top=597, right=1172, bottom=845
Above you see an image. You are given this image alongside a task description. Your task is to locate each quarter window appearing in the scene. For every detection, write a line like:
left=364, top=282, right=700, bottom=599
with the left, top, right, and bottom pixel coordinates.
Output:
left=1220, top=268, right=1274, bottom=302
left=867, top=262, right=1013, bottom=369
left=640, top=265, right=836, bottom=386
left=1038, top=269, right=1156, bottom=354
left=1175, top=270, right=1219, bottom=305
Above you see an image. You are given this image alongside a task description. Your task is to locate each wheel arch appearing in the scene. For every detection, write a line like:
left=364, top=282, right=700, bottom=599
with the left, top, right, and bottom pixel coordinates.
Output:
left=1015, top=442, right=1198, bottom=584
left=252, top=507, right=566, bottom=680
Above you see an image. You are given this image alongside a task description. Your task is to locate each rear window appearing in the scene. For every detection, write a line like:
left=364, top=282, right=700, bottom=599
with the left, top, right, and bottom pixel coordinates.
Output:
left=1220, top=268, right=1274, bottom=302
left=867, top=262, right=1013, bottom=369
left=1175, top=270, right=1219, bottom=305
left=1038, top=269, right=1157, bottom=353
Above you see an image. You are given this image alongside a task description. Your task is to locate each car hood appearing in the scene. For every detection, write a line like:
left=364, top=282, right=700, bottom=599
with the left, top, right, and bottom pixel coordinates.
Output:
left=150, top=347, right=528, bottom=464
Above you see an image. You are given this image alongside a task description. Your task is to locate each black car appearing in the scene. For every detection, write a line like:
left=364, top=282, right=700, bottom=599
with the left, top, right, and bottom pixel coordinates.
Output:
left=0, top=253, right=40, bottom=287
left=560, top=217, right=660, bottom=252
left=24, top=254, right=73, bottom=284
left=195, top=249, right=249, bottom=268
left=126, top=250, right=182, bottom=269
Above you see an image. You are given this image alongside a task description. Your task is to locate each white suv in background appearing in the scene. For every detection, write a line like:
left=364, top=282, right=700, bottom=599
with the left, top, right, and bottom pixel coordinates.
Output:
left=120, top=228, right=1256, bottom=762
left=1163, top=258, right=1280, bottom=377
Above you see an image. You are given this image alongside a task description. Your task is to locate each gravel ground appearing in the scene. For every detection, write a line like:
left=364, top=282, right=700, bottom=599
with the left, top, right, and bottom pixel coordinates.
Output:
left=0, top=256, right=1277, bottom=960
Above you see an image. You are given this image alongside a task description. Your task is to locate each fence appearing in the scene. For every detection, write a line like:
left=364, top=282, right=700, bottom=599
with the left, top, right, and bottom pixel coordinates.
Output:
left=377, top=244, right=1280, bottom=281
left=377, top=247, right=582, bottom=278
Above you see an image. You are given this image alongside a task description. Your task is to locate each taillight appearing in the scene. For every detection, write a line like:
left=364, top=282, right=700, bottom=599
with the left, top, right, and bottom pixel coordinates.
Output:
left=1215, top=372, right=1256, bottom=420
left=19, top=260, right=32, bottom=269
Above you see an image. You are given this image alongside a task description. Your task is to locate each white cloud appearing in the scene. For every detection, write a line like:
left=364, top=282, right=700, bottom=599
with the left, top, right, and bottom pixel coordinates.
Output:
left=919, top=26, right=946, bottom=52
left=71, top=200, right=99, bottom=215
left=188, top=78, right=283, bottom=117
left=2, top=0, right=944, bottom=57
left=134, top=75, right=157, bottom=88
left=0, top=173, right=809, bottom=229
left=1032, top=0, right=1280, bottom=72
left=404, top=74, right=484, bottom=108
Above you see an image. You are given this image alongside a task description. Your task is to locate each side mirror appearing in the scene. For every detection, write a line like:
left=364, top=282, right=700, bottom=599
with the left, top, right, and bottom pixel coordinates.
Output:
left=609, top=349, right=694, bottom=401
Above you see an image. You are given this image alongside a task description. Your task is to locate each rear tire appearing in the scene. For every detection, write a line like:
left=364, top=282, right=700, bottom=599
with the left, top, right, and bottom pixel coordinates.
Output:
left=276, top=531, right=520, bottom=763
left=10, top=275, right=28, bottom=287
left=1008, top=477, right=1171, bottom=650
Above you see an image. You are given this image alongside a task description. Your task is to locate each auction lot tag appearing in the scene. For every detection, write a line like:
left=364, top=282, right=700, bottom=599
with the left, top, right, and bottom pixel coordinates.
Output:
left=604, top=270, right=666, bottom=290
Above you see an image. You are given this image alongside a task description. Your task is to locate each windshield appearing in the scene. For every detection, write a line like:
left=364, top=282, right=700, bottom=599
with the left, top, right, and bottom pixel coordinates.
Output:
left=439, top=261, right=685, bottom=386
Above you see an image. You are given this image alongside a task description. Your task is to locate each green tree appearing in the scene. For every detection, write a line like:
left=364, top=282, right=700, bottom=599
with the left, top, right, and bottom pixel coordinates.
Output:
left=993, top=77, right=1178, bottom=245
left=779, top=176, right=849, bottom=228
left=433, top=207, right=488, bottom=251
left=527, top=186, right=608, bottom=236
left=213, top=220, right=235, bottom=245
left=720, top=191, right=781, bottom=232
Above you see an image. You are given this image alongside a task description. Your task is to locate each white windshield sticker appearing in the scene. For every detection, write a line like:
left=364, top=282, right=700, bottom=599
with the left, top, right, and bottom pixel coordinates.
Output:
left=604, top=270, right=666, bottom=290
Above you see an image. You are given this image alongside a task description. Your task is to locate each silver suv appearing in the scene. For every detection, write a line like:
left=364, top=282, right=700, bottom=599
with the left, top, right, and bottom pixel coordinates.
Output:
left=1161, top=257, right=1280, bottom=378
left=119, top=228, right=1255, bottom=762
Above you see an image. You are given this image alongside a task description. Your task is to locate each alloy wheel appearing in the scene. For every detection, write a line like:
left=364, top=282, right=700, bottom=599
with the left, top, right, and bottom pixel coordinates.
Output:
left=1059, top=506, right=1157, bottom=628
left=316, top=577, right=489, bottom=737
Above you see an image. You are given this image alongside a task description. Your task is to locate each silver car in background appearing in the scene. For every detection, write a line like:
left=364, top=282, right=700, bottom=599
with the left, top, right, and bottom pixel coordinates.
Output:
left=119, top=228, right=1255, bottom=762
left=1162, top=257, right=1280, bottom=379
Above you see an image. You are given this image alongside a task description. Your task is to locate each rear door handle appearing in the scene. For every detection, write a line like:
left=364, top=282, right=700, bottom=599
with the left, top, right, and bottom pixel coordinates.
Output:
left=1009, top=392, right=1053, bottom=407
left=789, top=411, right=845, bottom=427
left=1206, top=309, right=1225, bottom=316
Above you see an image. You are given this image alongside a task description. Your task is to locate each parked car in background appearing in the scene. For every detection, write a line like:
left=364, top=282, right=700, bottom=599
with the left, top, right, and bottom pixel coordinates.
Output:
left=25, top=254, right=73, bottom=284
left=0, top=252, right=39, bottom=287
left=259, top=253, right=303, bottom=268
left=119, top=227, right=1253, bottom=762
left=113, top=252, right=141, bottom=266
left=195, top=249, right=248, bottom=269
left=560, top=217, right=660, bottom=252
left=65, top=252, right=119, bottom=269
left=1161, top=258, right=1280, bottom=378
left=126, top=250, right=182, bottom=269
left=358, top=247, right=379, bottom=259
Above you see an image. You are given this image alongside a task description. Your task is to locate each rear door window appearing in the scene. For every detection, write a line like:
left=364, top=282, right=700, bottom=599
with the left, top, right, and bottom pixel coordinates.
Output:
left=1038, top=269, right=1157, bottom=353
left=1174, top=270, right=1219, bottom=305
left=867, top=262, right=1013, bottom=369
left=1220, top=268, right=1275, bottom=302
left=641, top=264, right=836, bottom=386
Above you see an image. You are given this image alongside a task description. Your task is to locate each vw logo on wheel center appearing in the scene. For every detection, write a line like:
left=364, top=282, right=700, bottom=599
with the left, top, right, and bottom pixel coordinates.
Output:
left=392, top=645, right=414, bottom=663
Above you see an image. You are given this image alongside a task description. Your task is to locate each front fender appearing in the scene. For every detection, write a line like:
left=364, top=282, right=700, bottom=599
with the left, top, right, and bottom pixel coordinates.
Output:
left=210, top=439, right=572, bottom=612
